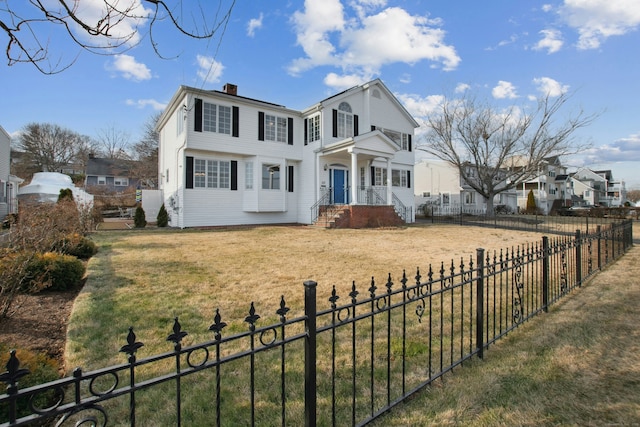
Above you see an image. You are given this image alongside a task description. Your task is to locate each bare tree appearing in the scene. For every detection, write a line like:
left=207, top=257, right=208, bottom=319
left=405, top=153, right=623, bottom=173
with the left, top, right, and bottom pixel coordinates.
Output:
left=0, top=0, right=236, bottom=74
left=130, top=112, right=159, bottom=187
left=96, top=125, right=131, bottom=159
left=17, top=122, right=91, bottom=174
left=419, top=93, right=596, bottom=216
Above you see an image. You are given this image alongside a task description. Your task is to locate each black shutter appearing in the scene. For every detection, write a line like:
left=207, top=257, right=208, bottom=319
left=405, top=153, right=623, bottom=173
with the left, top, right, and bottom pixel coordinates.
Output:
left=332, top=109, right=338, bottom=137
left=186, top=156, right=194, bottom=189
left=408, top=134, right=412, bottom=152
left=194, top=99, right=202, bottom=132
left=370, top=166, right=375, bottom=186
left=258, top=111, right=265, bottom=141
left=231, top=161, right=237, bottom=190
left=288, top=117, right=294, bottom=145
left=407, top=170, right=411, bottom=188
left=304, top=118, right=308, bottom=145
left=353, top=114, right=359, bottom=137
left=288, top=165, right=294, bottom=192
left=232, top=106, right=239, bottom=137
left=371, top=125, right=376, bottom=132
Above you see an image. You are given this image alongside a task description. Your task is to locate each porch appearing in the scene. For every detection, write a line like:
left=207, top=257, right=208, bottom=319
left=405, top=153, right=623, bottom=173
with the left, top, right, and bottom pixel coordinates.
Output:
left=310, top=186, right=411, bottom=228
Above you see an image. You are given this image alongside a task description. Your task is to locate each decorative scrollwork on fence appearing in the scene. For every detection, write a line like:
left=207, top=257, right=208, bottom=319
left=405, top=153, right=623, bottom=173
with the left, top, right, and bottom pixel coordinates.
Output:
left=54, top=403, right=108, bottom=427
left=560, top=248, right=568, bottom=294
left=415, top=298, right=427, bottom=324
left=512, top=252, right=524, bottom=324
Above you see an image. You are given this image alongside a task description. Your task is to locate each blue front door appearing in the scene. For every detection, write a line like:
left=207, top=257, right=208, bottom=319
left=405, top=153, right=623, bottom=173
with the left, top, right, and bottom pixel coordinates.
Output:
left=332, top=169, right=349, bottom=204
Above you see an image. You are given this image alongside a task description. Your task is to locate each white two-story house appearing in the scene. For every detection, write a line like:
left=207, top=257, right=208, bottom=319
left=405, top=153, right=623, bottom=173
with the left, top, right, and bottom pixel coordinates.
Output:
left=156, top=79, right=418, bottom=228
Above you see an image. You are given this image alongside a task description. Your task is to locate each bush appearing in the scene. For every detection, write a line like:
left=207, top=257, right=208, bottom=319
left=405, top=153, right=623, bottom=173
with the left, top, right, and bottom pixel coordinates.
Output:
left=0, top=345, right=60, bottom=419
left=23, top=252, right=85, bottom=292
left=134, top=205, right=147, bottom=228
left=157, top=204, right=169, bottom=227
left=54, top=233, right=98, bottom=260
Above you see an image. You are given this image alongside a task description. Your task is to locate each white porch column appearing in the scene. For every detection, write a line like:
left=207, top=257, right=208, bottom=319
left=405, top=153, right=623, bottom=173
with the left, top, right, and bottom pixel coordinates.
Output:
left=386, top=157, right=393, bottom=205
left=350, top=150, right=358, bottom=204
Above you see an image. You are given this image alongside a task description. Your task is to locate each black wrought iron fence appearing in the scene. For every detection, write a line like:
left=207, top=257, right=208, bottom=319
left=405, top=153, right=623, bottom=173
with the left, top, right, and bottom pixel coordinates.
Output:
left=0, top=220, right=633, bottom=427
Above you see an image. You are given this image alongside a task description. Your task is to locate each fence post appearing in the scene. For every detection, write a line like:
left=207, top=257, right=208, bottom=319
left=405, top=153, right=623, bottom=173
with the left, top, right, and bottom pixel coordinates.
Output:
left=304, top=280, right=317, bottom=427
left=596, top=225, right=602, bottom=270
left=575, top=230, right=582, bottom=287
left=542, top=236, right=549, bottom=312
left=476, top=248, right=485, bottom=360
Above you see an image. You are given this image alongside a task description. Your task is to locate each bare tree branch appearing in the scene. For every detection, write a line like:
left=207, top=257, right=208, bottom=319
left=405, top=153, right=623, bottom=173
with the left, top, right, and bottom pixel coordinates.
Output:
left=0, top=0, right=235, bottom=74
left=418, top=92, right=598, bottom=215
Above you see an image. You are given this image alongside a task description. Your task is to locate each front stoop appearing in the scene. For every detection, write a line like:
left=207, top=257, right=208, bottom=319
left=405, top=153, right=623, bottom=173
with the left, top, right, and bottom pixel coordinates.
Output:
left=313, top=205, right=404, bottom=228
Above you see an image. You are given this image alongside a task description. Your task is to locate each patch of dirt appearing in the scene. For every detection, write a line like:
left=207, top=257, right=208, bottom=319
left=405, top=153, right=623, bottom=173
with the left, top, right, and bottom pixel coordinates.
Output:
left=0, top=289, right=80, bottom=373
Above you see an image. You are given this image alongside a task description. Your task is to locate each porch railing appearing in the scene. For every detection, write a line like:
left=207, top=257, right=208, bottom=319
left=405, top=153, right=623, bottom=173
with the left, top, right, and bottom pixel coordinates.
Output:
left=311, top=187, right=411, bottom=224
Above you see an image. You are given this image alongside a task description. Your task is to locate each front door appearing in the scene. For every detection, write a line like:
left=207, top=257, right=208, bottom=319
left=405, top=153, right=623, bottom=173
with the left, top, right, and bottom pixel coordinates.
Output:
left=331, top=169, right=349, bottom=204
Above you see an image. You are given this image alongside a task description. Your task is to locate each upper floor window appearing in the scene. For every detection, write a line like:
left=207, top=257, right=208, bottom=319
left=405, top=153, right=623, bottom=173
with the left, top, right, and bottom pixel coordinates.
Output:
left=306, top=115, right=320, bottom=144
left=337, top=102, right=354, bottom=139
left=202, top=102, right=231, bottom=134
left=265, top=114, right=288, bottom=143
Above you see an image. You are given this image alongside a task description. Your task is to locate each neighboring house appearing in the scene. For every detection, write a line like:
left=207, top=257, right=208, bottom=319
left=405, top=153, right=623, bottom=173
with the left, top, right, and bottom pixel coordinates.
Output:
left=516, top=156, right=570, bottom=214
left=569, top=168, right=626, bottom=207
left=0, top=126, right=22, bottom=220
left=85, top=156, right=140, bottom=192
left=413, top=160, right=518, bottom=215
left=156, top=79, right=418, bottom=228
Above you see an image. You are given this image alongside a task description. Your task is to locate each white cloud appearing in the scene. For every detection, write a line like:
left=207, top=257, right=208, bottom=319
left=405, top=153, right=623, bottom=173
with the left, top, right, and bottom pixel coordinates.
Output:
left=196, top=55, right=225, bottom=84
left=583, top=132, right=640, bottom=163
left=324, top=72, right=373, bottom=91
left=73, top=0, right=153, bottom=47
left=533, top=29, right=564, bottom=53
left=125, top=99, right=166, bottom=110
left=532, top=77, right=570, bottom=97
left=110, top=54, right=152, bottom=81
left=455, top=83, right=470, bottom=93
left=396, top=93, right=444, bottom=118
left=542, top=4, right=554, bottom=12
left=247, top=13, right=264, bottom=37
left=492, top=81, right=518, bottom=99
left=560, top=0, right=640, bottom=49
left=289, top=1, right=460, bottom=81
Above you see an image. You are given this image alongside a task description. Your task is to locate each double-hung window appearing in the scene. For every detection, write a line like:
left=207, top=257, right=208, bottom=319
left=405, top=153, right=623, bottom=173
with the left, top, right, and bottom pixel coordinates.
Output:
left=203, top=102, right=231, bottom=134
left=392, top=169, right=408, bottom=187
left=265, top=114, right=287, bottom=143
left=373, top=167, right=387, bottom=186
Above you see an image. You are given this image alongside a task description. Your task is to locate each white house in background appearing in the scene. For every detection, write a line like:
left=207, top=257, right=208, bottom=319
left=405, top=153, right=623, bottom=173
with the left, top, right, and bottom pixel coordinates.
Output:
left=569, top=168, right=626, bottom=207
left=0, top=126, right=22, bottom=221
left=413, top=160, right=518, bottom=215
left=156, top=79, right=418, bottom=228
left=516, top=156, right=570, bottom=214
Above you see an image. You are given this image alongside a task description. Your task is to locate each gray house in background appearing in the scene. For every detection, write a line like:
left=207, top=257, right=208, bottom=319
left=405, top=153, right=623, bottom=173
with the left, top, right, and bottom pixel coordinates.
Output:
left=84, top=156, right=140, bottom=192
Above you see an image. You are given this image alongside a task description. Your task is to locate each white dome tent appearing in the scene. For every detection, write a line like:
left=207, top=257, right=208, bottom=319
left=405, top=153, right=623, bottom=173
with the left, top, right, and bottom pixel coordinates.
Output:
left=18, top=172, right=94, bottom=206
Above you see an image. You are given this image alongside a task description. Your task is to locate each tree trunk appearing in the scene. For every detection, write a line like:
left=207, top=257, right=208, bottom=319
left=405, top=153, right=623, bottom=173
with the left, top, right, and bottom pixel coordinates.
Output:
left=485, top=194, right=495, bottom=218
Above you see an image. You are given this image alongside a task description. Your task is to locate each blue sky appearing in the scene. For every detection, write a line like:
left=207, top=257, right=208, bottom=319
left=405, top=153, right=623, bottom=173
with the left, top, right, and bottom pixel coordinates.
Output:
left=2, top=0, right=640, bottom=187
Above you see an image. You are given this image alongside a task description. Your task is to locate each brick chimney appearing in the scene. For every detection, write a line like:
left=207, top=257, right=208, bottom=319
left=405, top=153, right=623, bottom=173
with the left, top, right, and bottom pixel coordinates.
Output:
left=223, top=83, right=237, bottom=96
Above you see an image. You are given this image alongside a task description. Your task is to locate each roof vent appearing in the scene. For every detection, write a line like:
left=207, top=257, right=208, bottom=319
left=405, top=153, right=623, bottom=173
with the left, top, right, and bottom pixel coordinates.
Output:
left=223, top=83, right=237, bottom=96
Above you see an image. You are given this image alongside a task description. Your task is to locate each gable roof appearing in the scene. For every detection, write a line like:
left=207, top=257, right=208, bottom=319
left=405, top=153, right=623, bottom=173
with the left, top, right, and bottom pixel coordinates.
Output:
left=86, top=157, right=134, bottom=177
